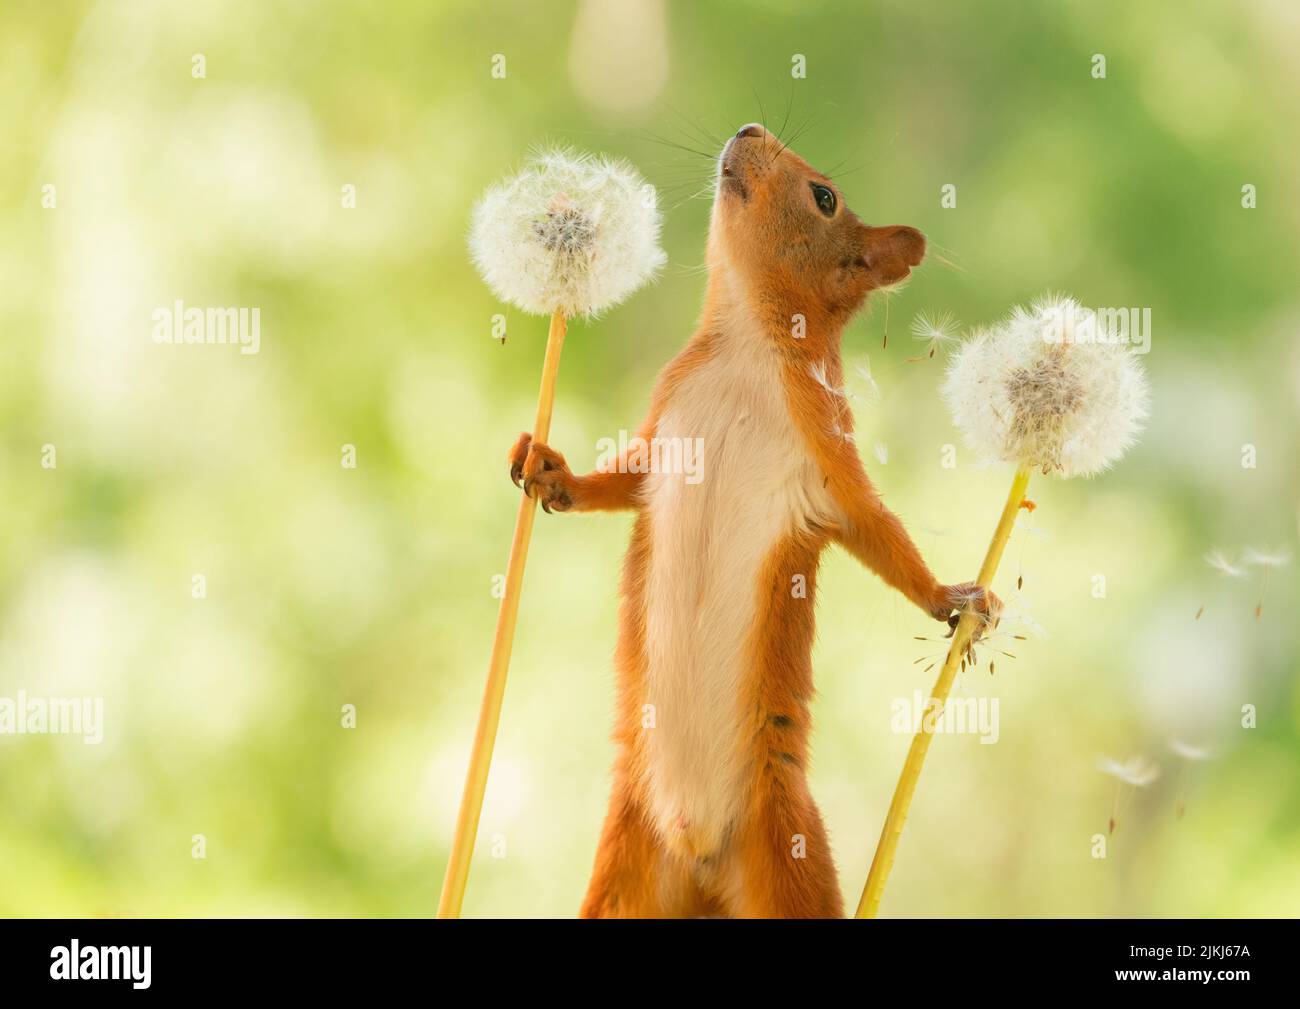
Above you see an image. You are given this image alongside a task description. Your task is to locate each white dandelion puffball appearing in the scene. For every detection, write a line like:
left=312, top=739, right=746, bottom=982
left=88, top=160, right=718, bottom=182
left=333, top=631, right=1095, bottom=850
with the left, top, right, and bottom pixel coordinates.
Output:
left=941, top=295, right=1150, bottom=477
left=469, top=148, right=666, bottom=319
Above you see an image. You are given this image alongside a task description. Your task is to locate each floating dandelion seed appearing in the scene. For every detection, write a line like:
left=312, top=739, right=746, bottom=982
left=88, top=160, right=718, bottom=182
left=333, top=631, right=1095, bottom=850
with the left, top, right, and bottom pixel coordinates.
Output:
left=1199, top=549, right=1248, bottom=619
left=830, top=422, right=856, bottom=444
left=1168, top=740, right=1214, bottom=819
left=444, top=147, right=665, bottom=920
left=1098, top=756, right=1161, bottom=787
left=1168, top=740, right=1213, bottom=761
left=1204, top=550, right=1247, bottom=579
left=1243, top=547, right=1290, bottom=567
left=1012, top=510, right=1046, bottom=595
left=851, top=358, right=881, bottom=405
left=1014, top=613, right=1048, bottom=638
left=908, top=309, right=961, bottom=362
left=877, top=283, right=908, bottom=349
left=911, top=309, right=961, bottom=344
left=912, top=604, right=1031, bottom=680
left=874, top=442, right=889, bottom=465
left=1098, top=755, right=1161, bottom=835
left=810, top=360, right=855, bottom=444
left=1242, top=547, right=1290, bottom=619
left=858, top=294, right=1149, bottom=919
left=808, top=360, right=847, bottom=399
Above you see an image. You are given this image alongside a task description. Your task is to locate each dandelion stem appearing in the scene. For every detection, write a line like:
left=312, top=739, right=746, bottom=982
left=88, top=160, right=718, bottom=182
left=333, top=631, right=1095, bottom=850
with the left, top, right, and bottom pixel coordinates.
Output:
left=438, top=307, right=568, bottom=918
left=856, top=465, right=1031, bottom=918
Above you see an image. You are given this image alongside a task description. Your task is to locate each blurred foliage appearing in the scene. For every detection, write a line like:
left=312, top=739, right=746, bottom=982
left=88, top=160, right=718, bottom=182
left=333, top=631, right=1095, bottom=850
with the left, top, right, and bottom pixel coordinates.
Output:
left=0, top=0, right=1297, bottom=917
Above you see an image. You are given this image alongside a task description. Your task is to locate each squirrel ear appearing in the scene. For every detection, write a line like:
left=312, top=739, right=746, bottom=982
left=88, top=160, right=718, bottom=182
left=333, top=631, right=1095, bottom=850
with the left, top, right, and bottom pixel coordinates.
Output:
left=857, top=225, right=926, bottom=286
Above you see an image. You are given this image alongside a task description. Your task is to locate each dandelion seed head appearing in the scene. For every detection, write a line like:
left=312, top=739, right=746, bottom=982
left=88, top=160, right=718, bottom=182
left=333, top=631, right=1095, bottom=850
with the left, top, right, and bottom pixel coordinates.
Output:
left=941, top=295, right=1149, bottom=478
left=1097, top=755, right=1161, bottom=787
left=469, top=147, right=666, bottom=318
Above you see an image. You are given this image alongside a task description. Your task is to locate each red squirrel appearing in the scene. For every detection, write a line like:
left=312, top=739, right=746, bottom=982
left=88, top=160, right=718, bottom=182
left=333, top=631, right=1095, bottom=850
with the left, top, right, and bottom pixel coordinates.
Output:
left=508, top=124, right=996, bottom=918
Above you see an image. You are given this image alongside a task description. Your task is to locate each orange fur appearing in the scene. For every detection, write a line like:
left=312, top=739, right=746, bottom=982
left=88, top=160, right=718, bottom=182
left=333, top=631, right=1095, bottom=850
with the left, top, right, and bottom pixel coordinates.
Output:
left=509, top=125, right=995, bottom=917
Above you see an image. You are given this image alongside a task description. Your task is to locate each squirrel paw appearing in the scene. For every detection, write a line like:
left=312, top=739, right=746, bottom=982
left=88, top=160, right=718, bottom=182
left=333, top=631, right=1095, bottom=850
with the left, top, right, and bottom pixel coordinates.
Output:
left=508, top=432, right=576, bottom=513
left=931, top=582, right=1002, bottom=639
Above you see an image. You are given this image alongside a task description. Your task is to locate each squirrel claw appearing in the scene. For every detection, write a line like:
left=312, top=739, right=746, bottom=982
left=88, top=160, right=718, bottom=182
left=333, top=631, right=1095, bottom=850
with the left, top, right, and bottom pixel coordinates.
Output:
left=508, top=431, right=533, bottom=490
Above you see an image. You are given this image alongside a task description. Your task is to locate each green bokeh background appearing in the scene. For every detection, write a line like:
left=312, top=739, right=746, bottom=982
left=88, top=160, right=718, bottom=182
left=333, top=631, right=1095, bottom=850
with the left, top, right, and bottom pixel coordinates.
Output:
left=1, top=0, right=1297, bottom=917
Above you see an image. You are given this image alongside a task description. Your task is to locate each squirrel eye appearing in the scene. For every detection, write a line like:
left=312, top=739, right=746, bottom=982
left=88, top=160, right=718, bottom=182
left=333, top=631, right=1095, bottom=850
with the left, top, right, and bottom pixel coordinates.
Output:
left=810, top=183, right=836, bottom=217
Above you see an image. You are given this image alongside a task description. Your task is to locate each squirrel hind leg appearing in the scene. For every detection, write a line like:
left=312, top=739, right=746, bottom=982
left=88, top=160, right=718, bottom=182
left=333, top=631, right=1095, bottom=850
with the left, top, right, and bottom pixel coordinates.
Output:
left=717, top=773, right=844, bottom=919
left=581, top=791, right=706, bottom=919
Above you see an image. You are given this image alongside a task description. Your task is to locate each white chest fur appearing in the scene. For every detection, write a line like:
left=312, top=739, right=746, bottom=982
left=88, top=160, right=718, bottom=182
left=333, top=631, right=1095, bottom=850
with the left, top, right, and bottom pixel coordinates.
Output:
left=639, top=322, right=835, bottom=856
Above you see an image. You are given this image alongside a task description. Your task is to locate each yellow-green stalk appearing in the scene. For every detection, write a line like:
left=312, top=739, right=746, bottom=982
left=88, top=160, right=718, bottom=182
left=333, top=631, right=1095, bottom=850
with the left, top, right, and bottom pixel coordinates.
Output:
left=440, top=150, right=663, bottom=917
left=858, top=466, right=1029, bottom=918
left=858, top=295, right=1149, bottom=918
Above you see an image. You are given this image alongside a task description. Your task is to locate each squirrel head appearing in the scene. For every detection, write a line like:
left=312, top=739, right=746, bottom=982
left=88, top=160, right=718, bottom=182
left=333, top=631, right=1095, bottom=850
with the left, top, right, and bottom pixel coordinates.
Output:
left=709, top=123, right=925, bottom=323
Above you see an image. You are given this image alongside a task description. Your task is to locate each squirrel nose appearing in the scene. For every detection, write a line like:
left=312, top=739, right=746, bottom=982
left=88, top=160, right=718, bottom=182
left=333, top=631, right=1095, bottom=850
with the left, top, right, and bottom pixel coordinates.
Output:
left=735, top=124, right=763, bottom=140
